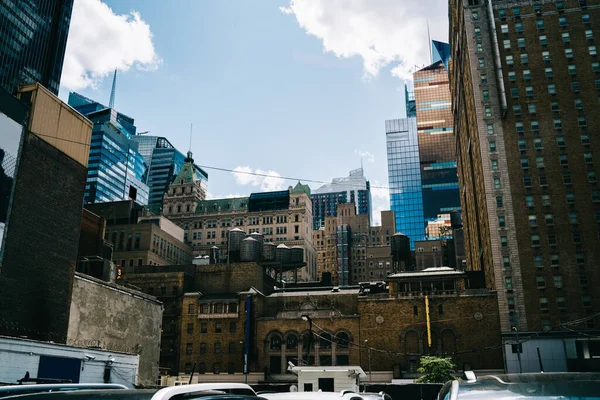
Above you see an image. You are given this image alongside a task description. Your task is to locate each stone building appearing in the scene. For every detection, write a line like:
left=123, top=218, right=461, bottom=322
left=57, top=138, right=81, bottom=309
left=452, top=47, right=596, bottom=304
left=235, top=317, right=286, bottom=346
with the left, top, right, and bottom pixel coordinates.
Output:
left=164, top=169, right=317, bottom=282
left=450, top=0, right=600, bottom=371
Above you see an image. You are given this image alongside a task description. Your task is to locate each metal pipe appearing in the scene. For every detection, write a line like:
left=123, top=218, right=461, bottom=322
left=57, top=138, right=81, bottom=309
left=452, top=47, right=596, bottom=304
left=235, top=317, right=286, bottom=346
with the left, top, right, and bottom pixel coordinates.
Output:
left=486, top=0, right=507, bottom=116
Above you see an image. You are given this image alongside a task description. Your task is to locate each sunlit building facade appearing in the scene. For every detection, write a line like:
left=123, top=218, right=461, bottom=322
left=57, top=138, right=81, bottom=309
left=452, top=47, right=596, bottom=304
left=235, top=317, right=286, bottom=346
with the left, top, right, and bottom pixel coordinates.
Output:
left=386, top=117, right=425, bottom=247
left=68, top=92, right=149, bottom=205
left=414, top=53, right=461, bottom=238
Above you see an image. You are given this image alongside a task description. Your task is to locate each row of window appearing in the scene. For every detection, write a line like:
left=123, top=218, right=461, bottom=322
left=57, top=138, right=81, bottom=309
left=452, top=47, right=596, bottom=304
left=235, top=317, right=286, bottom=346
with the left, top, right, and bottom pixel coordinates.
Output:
left=183, top=362, right=232, bottom=375
left=185, top=341, right=239, bottom=355
left=495, top=2, right=590, bottom=20
left=187, top=321, right=237, bottom=334
left=538, top=295, right=593, bottom=311
left=187, top=302, right=238, bottom=315
left=518, top=153, right=595, bottom=169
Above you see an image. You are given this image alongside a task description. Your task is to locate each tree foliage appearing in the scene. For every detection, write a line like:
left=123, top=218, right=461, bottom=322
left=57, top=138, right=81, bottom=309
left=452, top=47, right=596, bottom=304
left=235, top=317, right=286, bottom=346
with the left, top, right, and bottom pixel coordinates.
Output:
left=414, top=356, right=457, bottom=384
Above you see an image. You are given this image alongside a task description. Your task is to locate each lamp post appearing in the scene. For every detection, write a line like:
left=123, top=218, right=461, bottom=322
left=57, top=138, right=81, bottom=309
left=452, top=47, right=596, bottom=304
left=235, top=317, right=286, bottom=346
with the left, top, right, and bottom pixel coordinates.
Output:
left=364, top=340, right=372, bottom=383
left=301, top=314, right=313, bottom=366
left=240, top=341, right=248, bottom=383
left=512, top=326, right=522, bottom=373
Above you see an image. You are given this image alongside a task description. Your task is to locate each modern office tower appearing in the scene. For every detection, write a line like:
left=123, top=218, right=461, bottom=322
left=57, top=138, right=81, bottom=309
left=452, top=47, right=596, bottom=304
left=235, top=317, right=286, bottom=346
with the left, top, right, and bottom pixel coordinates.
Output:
left=413, top=57, right=461, bottom=236
left=451, top=0, right=600, bottom=371
left=68, top=92, right=150, bottom=205
left=0, top=0, right=74, bottom=95
left=311, top=168, right=372, bottom=229
left=386, top=118, right=425, bottom=246
left=432, top=40, right=451, bottom=69
left=405, top=86, right=417, bottom=117
left=129, top=135, right=208, bottom=206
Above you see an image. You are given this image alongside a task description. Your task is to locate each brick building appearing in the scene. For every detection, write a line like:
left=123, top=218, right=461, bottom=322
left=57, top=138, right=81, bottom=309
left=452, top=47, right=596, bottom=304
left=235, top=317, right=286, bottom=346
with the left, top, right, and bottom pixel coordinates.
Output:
left=0, top=83, right=92, bottom=342
left=314, top=204, right=396, bottom=285
left=450, top=0, right=600, bottom=371
left=123, top=265, right=195, bottom=375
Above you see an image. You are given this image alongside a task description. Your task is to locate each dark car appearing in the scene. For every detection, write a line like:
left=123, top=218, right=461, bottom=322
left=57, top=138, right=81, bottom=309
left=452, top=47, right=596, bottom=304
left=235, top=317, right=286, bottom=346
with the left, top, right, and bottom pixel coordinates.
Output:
left=0, top=385, right=128, bottom=399
left=437, top=372, right=600, bottom=400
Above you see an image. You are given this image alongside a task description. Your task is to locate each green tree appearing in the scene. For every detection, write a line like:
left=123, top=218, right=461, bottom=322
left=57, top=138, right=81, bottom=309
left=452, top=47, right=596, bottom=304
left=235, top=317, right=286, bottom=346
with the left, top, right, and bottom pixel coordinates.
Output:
left=414, top=356, right=457, bottom=384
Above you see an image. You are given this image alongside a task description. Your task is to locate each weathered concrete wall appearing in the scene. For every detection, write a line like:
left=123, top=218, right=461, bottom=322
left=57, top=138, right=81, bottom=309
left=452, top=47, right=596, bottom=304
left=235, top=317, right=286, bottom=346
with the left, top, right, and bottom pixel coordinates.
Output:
left=67, top=273, right=163, bottom=386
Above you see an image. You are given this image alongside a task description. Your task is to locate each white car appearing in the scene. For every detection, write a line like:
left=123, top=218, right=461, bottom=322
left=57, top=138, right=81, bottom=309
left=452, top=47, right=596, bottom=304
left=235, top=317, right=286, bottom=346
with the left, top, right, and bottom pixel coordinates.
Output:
left=261, top=391, right=364, bottom=400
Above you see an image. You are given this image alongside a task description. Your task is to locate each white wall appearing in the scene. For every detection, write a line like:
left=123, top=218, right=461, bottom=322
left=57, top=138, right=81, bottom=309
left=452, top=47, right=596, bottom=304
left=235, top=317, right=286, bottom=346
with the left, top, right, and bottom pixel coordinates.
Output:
left=298, top=371, right=358, bottom=392
left=0, top=337, right=139, bottom=387
left=503, top=338, right=567, bottom=373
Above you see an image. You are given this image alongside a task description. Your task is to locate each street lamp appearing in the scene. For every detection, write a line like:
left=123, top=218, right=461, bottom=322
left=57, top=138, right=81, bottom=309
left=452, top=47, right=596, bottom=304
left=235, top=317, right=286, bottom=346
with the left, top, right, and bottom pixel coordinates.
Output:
left=301, top=314, right=313, bottom=366
left=364, top=340, right=372, bottom=383
left=512, top=326, right=522, bottom=373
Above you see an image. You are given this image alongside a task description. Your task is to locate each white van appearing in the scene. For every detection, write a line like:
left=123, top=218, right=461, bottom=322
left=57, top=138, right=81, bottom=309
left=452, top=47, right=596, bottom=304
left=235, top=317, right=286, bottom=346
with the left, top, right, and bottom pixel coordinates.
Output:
left=157, top=383, right=257, bottom=399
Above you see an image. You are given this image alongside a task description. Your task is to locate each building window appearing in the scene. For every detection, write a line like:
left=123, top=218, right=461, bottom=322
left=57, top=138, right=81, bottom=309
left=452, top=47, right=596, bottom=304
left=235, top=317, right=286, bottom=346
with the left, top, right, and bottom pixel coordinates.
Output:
left=562, top=32, right=570, bottom=43
left=479, top=58, right=485, bottom=68
left=528, top=104, right=536, bottom=114
left=215, top=322, right=222, bottom=333
left=487, top=124, right=494, bottom=135
left=526, top=195, right=534, bottom=207
left=501, top=236, right=508, bottom=247
left=512, top=105, right=521, bottom=116
left=545, top=214, right=554, bottom=226
left=517, top=38, right=526, bottom=49
left=499, top=216, right=506, bottom=228
left=583, top=296, right=592, bottom=308
left=515, top=22, right=523, bottom=33
left=575, top=98, right=583, bottom=111
left=492, top=160, right=499, bottom=170
left=563, top=173, right=572, bottom=185
left=536, top=20, right=545, bottom=30
left=589, top=46, right=597, bottom=56
left=531, top=235, right=540, bottom=247
left=528, top=215, right=537, bottom=227
left=489, top=141, right=496, bottom=152
left=518, top=140, right=526, bottom=151
left=503, top=39, right=511, bottom=49
left=521, top=158, right=529, bottom=169
left=593, top=62, right=600, bottom=73
left=557, top=297, right=567, bottom=310
left=475, top=26, right=481, bottom=36
left=510, top=88, right=519, bottom=99
left=516, top=122, right=524, bottom=133
left=521, top=53, right=529, bottom=64
left=556, top=136, right=566, bottom=148
left=588, top=172, right=597, bottom=183
left=201, top=323, right=207, bottom=333
left=494, top=178, right=501, bottom=189
left=559, top=155, right=568, bottom=166
left=569, top=212, right=578, bottom=224
left=477, top=42, right=483, bottom=52
left=581, top=134, right=590, bottom=145
left=554, top=276, right=563, bottom=289
left=572, top=82, right=581, bottom=93
left=482, top=90, right=489, bottom=101
left=533, top=138, right=542, bottom=150
left=582, top=13, right=590, bottom=24
left=506, top=55, right=514, bottom=65
left=565, top=48, right=573, bottom=59
left=508, top=71, right=516, bottom=82
left=539, top=36, right=548, bottom=46
left=540, top=297, right=549, bottom=311
left=496, top=196, right=503, bottom=208
left=186, top=343, right=193, bottom=355
left=525, top=86, right=534, bottom=97
left=503, top=256, right=510, bottom=268
left=536, top=276, right=545, bottom=288
left=542, top=51, right=551, bottom=62
left=505, top=277, right=513, bottom=290
left=559, top=17, right=567, bottom=27
left=523, top=176, right=532, bottom=187
left=481, top=74, right=487, bottom=84
left=542, top=195, right=551, bottom=207
left=215, top=342, right=222, bottom=353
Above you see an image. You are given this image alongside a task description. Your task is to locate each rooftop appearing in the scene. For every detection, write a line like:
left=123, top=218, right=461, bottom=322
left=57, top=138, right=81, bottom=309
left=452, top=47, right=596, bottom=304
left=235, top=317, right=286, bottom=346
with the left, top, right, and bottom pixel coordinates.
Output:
left=388, top=267, right=465, bottom=279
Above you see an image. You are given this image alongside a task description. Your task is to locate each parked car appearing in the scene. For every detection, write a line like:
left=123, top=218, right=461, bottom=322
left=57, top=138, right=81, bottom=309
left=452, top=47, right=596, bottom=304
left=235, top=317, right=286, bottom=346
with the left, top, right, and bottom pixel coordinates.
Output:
left=0, top=387, right=266, bottom=400
left=437, top=373, right=600, bottom=400
left=158, top=384, right=256, bottom=397
left=0, top=384, right=127, bottom=398
left=355, top=392, right=391, bottom=400
left=261, top=391, right=364, bottom=400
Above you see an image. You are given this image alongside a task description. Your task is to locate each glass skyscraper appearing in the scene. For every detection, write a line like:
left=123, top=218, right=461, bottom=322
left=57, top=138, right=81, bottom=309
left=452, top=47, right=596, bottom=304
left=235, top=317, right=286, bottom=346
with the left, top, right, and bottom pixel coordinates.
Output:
left=129, top=135, right=208, bottom=206
left=413, top=57, right=461, bottom=233
left=68, top=92, right=150, bottom=205
left=312, top=168, right=371, bottom=229
left=386, top=117, right=425, bottom=247
left=0, top=0, right=74, bottom=95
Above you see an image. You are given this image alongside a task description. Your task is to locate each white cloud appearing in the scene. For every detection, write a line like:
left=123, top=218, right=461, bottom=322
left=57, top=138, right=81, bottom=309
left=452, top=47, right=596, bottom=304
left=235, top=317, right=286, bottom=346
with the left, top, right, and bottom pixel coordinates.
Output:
left=370, top=180, right=390, bottom=226
left=354, top=149, right=375, bottom=163
left=280, top=0, right=447, bottom=80
left=61, top=0, right=161, bottom=91
left=233, top=166, right=286, bottom=192
left=206, top=192, right=245, bottom=200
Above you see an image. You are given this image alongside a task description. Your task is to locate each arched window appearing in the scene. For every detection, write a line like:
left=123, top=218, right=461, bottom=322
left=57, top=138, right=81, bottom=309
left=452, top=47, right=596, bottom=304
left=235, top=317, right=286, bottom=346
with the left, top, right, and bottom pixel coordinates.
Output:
left=319, top=332, right=332, bottom=349
left=286, top=334, right=298, bottom=350
left=336, top=332, right=350, bottom=349
left=270, top=335, right=282, bottom=351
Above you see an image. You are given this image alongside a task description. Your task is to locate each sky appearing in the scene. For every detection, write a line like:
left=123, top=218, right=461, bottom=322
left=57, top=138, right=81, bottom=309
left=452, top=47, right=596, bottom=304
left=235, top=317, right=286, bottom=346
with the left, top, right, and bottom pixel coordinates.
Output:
left=58, top=0, right=448, bottom=225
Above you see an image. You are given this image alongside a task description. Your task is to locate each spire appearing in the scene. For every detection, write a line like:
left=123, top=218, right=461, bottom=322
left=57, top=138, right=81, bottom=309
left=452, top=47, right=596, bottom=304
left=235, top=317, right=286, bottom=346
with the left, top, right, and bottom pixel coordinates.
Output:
left=109, top=69, right=117, bottom=109
left=427, top=21, right=432, bottom=64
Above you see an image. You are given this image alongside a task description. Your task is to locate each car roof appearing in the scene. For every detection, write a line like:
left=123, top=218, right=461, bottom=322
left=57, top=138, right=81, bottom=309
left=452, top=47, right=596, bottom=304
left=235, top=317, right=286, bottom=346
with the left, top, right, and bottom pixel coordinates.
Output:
left=0, top=389, right=159, bottom=400
left=151, top=384, right=256, bottom=400
left=443, top=373, right=600, bottom=399
left=261, top=392, right=364, bottom=400
left=0, top=385, right=128, bottom=398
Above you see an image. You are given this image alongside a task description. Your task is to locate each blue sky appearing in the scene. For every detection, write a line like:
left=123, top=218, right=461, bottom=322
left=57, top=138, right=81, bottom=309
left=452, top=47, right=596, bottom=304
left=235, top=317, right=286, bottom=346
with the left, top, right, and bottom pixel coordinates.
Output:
left=59, top=0, right=448, bottom=224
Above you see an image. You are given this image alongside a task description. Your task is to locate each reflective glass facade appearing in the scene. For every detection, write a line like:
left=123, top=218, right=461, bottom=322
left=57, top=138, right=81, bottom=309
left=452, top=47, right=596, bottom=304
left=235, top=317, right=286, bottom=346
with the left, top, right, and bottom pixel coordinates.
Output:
left=0, top=0, right=73, bottom=95
left=312, top=168, right=371, bottom=229
left=68, top=93, right=149, bottom=205
left=386, top=118, right=425, bottom=248
left=130, top=136, right=208, bottom=206
left=414, top=60, right=461, bottom=236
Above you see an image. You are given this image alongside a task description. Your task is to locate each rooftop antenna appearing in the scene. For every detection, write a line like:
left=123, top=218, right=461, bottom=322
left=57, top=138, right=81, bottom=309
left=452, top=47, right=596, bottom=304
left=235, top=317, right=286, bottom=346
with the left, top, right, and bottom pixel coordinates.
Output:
left=361, top=156, right=364, bottom=171
left=427, top=21, right=432, bottom=64
left=189, top=123, right=193, bottom=152
left=109, top=69, right=117, bottom=109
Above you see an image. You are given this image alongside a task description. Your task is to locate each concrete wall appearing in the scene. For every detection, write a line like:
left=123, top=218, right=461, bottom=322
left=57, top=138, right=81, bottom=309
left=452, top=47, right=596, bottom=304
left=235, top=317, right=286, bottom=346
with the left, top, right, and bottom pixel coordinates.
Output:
left=67, top=273, right=163, bottom=386
left=0, top=336, right=138, bottom=387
